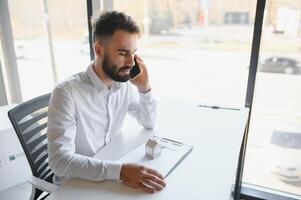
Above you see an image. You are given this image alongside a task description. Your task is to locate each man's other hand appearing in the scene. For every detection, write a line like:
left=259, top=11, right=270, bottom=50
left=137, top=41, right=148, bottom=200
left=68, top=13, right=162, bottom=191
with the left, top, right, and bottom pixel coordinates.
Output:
left=120, top=163, right=166, bottom=193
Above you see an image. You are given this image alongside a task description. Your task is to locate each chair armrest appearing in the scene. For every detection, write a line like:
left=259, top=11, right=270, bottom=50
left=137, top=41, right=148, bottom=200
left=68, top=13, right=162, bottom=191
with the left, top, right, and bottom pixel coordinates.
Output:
left=27, top=176, right=58, bottom=193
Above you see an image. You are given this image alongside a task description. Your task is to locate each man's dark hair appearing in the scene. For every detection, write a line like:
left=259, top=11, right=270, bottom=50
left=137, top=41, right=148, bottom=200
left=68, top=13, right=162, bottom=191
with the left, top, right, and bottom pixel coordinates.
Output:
left=91, top=11, right=140, bottom=42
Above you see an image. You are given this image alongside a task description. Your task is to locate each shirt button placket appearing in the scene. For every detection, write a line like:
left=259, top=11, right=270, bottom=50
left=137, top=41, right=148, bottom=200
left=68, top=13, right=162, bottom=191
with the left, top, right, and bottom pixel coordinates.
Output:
left=105, top=91, right=112, bottom=144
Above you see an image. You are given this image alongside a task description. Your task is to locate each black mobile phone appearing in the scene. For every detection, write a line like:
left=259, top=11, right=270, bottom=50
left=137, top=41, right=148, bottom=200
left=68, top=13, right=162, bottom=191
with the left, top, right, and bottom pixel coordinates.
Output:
left=130, top=58, right=141, bottom=79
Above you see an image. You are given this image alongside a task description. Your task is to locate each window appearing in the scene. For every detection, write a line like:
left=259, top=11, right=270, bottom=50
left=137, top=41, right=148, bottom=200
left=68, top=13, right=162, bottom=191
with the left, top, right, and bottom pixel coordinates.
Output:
left=242, top=0, right=301, bottom=198
left=8, top=0, right=90, bottom=101
left=113, top=0, right=256, bottom=107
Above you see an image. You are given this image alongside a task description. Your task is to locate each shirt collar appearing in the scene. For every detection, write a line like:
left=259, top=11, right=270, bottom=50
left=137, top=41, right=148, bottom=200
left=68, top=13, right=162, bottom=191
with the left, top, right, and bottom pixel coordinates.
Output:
left=86, top=62, right=122, bottom=93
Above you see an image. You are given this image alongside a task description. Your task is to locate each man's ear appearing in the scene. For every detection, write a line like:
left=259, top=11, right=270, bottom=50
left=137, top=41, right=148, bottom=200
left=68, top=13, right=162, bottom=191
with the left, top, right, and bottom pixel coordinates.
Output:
left=94, top=41, right=104, bottom=57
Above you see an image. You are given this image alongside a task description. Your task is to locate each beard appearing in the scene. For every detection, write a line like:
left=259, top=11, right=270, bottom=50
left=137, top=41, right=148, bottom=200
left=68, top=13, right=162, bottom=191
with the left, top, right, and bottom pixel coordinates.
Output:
left=102, top=53, right=131, bottom=82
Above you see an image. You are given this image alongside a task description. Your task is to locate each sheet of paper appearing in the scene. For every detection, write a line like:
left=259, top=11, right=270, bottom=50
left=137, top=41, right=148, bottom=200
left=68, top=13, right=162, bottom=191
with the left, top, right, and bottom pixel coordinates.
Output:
left=117, top=136, right=193, bottom=177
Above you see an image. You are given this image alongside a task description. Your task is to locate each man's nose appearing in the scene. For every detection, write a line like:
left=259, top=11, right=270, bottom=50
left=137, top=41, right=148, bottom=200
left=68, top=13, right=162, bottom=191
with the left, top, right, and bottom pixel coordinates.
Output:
left=126, top=55, right=135, bottom=67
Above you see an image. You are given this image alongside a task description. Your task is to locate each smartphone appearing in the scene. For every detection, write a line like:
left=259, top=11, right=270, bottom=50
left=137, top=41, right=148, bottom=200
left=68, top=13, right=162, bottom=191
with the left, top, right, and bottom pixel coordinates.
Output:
left=130, top=58, right=141, bottom=79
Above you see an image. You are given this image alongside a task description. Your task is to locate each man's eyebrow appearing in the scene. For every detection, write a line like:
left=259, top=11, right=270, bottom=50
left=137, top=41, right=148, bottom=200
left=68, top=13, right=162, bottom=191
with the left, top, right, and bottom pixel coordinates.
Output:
left=116, top=48, right=137, bottom=53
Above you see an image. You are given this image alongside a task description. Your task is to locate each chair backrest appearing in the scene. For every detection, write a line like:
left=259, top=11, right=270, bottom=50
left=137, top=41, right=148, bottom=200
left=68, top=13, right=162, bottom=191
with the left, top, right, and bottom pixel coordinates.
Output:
left=8, top=93, right=53, bottom=199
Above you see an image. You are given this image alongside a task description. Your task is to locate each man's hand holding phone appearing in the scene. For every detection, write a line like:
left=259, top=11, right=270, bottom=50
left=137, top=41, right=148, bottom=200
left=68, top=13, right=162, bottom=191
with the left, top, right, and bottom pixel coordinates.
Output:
left=130, top=55, right=151, bottom=93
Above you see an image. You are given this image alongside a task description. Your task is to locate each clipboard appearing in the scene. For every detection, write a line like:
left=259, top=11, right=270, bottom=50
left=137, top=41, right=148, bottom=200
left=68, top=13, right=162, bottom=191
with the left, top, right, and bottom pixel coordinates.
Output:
left=116, top=136, right=193, bottom=177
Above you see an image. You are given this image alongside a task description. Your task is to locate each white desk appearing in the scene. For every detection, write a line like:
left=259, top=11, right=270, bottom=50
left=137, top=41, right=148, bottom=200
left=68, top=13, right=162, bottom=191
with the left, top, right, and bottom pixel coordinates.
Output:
left=46, top=99, right=249, bottom=200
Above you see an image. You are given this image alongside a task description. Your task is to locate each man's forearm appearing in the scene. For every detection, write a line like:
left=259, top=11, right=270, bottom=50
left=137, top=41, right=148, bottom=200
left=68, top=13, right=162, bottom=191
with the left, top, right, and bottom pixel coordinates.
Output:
left=48, top=150, right=122, bottom=182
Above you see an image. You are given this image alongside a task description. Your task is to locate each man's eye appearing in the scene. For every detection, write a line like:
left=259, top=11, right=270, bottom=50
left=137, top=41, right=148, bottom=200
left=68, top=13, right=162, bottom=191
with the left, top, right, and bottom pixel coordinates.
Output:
left=118, top=51, right=128, bottom=56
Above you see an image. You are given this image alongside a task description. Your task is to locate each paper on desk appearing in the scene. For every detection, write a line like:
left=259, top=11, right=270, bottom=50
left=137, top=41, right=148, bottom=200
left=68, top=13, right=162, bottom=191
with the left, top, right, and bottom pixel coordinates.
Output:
left=116, top=137, right=193, bottom=177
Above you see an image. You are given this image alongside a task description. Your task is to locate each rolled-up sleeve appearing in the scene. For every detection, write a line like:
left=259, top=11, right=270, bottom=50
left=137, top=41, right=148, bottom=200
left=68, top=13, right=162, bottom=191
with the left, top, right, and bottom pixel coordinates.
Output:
left=127, top=84, right=157, bottom=129
left=47, top=86, right=122, bottom=183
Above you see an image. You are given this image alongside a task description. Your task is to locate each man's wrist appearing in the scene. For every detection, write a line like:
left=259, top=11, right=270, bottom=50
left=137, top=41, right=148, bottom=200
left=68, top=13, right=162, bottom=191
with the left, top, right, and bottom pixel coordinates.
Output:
left=138, top=86, right=151, bottom=93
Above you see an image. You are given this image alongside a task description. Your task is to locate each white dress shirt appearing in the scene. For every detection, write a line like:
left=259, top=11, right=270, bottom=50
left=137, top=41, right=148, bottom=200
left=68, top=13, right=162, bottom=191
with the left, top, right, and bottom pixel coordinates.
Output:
left=47, top=63, right=156, bottom=184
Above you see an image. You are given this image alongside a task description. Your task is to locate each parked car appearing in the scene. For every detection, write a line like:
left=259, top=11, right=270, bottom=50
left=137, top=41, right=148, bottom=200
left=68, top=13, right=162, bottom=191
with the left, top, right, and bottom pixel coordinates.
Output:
left=260, top=57, right=300, bottom=74
left=262, top=120, right=301, bottom=182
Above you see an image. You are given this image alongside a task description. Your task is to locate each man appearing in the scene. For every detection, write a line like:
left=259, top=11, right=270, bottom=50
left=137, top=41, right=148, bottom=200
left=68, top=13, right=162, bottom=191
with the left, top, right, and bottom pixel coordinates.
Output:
left=47, top=11, right=166, bottom=193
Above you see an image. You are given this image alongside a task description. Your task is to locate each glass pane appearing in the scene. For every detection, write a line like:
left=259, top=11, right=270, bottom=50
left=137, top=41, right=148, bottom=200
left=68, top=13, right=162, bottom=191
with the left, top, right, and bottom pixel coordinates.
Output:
left=8, top=0, right=89, bottom=101
left=113, top=0, right=256, bottom=107
left=243, top=0, right=301, bottom=198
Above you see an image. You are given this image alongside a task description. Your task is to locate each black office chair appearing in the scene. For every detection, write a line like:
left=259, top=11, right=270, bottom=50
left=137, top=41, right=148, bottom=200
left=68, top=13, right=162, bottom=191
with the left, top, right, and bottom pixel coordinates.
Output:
left=8, top=93, right=57, bottom=200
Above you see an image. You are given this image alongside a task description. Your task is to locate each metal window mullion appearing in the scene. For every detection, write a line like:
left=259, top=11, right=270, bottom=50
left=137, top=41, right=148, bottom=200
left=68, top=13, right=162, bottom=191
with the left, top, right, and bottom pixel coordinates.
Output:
left=233, top=0, right=266, bottom=199
left=245, top=0, right=266, bottom=108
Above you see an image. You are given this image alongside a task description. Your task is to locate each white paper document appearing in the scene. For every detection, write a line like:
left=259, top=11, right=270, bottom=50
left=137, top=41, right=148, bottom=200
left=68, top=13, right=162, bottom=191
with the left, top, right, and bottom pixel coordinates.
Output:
left=117, top=136, right=193, bottom=177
